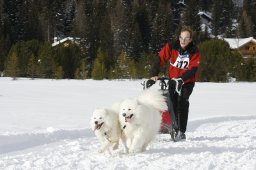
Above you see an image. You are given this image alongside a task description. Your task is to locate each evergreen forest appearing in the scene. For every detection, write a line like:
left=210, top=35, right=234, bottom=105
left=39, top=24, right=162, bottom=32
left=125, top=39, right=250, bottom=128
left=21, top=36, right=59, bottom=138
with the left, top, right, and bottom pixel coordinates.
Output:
left=0, top=0, right=256, bottom=81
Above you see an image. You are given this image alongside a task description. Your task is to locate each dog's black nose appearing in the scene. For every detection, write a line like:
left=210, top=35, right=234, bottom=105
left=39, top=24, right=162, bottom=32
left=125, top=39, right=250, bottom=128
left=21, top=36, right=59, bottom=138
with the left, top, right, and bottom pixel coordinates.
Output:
left=122, top=113, right=126, bottom=117
left=94, top=121, right=98, bottom=124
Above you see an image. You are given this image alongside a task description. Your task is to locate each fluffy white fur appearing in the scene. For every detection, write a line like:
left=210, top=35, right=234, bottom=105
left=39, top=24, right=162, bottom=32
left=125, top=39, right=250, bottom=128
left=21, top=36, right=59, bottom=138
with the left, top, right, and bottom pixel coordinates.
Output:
left=119, top=89, right=167, bottom=153
left=90, top=107, right=122, bottom=154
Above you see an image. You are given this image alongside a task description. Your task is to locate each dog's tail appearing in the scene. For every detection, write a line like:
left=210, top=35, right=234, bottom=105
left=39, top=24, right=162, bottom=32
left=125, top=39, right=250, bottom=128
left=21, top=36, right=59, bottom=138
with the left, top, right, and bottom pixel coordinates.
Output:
left=137, top=89, right=168, bottom=112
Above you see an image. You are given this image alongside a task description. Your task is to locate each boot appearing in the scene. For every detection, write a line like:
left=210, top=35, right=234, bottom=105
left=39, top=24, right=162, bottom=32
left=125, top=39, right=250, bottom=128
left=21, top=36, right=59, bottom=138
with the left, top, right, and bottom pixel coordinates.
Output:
left=175, top=130, right=186, bottom=141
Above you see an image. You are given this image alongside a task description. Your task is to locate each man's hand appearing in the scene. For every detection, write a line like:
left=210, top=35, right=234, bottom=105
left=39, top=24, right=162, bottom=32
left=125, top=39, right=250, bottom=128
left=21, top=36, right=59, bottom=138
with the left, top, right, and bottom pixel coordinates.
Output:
left=150, top=76, right=158, bottom=81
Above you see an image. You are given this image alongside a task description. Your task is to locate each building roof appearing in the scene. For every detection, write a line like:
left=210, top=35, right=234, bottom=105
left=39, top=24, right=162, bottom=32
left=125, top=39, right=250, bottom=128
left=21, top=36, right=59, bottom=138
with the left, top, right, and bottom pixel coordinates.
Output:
left=198, top=11, right=212, bottom=21
left=51, top=37, right=80, bottom=47
left=223, top=37, right=256, bottom=49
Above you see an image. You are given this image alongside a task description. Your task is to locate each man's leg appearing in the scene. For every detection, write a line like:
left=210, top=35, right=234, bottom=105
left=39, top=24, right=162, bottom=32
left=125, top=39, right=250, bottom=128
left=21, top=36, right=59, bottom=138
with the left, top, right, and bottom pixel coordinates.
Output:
left=179, top=82, right=195, bottom=133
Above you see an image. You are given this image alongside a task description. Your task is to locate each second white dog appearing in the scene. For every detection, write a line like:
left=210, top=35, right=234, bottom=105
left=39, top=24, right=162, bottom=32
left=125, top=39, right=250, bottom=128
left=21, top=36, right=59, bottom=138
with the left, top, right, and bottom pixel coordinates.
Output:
left=119, top=89, right=167, bottom=153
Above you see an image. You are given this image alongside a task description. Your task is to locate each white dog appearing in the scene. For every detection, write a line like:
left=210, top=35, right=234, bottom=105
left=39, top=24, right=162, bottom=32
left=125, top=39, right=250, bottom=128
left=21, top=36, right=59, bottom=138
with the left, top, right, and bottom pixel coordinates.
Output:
left=119, top=89, right=167, bottom=153
left=90, top=107, right=123, bottom=154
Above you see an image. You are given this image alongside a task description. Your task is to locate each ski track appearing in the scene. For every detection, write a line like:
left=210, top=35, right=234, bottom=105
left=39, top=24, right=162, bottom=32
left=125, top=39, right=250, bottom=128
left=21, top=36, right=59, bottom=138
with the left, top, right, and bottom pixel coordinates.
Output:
left=1, top=116, right=256, bottom=170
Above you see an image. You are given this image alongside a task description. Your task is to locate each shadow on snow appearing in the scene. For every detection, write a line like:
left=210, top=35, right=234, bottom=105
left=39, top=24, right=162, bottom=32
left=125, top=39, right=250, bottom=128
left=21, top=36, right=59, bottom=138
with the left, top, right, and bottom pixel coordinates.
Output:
left=0, top=128, right=94, bottom=154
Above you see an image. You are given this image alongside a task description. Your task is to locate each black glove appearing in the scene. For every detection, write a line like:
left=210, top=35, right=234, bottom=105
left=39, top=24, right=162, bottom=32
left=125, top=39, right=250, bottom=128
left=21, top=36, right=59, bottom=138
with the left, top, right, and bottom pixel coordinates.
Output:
left=169, top=78, right=184, bottom=95
left=146, top=79, right=156, bottom=88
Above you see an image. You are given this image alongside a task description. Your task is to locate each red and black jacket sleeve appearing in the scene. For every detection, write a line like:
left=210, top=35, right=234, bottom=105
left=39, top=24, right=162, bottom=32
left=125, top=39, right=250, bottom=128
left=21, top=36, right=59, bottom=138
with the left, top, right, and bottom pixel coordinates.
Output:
left=150, top=43, right=172, bottom=77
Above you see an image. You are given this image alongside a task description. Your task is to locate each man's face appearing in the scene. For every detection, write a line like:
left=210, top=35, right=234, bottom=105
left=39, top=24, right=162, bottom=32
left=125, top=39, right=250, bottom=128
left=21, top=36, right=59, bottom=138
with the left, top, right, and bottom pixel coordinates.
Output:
left=179, top=31, right=192, bottom=49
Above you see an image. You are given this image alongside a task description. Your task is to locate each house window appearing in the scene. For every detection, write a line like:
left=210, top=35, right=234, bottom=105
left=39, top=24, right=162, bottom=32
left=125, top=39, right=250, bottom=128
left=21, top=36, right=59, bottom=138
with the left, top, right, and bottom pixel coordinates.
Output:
left=64, top=42, right=69, bottom=47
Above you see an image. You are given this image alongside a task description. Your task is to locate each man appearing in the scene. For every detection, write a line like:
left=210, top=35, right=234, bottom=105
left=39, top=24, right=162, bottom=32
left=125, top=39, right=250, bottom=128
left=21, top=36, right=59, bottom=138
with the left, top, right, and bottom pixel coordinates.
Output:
left=150, top=26, right=200, bottom=141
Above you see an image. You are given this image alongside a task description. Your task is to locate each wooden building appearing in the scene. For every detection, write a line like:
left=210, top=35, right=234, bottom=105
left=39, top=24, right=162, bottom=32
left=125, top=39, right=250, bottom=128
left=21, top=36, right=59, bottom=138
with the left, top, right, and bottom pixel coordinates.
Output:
left=224, top=37, right=256, bottom=59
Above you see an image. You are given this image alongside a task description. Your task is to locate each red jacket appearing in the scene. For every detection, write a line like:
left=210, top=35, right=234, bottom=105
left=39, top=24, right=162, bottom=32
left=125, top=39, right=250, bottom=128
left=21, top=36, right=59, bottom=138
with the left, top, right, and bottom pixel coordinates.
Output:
left=151, top=40, right=200, bottom=84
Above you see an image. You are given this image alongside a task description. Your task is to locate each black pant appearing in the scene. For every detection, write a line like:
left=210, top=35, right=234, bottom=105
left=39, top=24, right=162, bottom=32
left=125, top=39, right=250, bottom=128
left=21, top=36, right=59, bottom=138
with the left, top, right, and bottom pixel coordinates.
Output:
left=169, top=82, right=194, bottom=133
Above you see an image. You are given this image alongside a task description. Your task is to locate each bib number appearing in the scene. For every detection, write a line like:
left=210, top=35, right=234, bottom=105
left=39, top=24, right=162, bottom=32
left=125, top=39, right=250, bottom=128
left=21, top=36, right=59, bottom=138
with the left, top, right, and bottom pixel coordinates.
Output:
left=173, top=54, right=189, bottom=69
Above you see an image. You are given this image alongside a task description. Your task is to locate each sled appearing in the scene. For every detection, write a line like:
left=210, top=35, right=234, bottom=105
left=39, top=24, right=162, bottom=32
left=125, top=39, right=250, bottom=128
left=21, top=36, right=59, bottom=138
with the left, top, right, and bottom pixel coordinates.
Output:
left=142, top=77, right=178, bottom=141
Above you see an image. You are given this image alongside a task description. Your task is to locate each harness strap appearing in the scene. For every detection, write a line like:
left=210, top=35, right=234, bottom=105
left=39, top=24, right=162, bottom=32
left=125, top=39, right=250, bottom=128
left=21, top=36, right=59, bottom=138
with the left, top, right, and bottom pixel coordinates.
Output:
left=104, top=130, right=124, bottom=144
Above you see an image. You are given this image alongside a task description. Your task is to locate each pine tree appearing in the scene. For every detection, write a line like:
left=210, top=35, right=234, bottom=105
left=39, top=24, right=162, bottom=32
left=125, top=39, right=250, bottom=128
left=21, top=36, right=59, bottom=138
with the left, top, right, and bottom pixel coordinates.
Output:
left=135, top=6, right=151, bottom=54
left=38, top=43, right=56, bottom=78
left=108, top=0, right=133, bottom=57
left=237, top=10, right=253, bottom=38
left=127, top=21, right=144, bottom=59
left=0, top=37, right=6, bottom=72
left=198, top=39, right=241, bottom=82
left=8, top=40, right=41, bottom=77
left=52, top=0, right=66, bottom=38
left=211, top=0, right=236, bottom=37
left=150, top=1, right=174, bottom=53
left=127, top=59, right=137, bottom=79
left=16, top=0, right=41, bottom=41
left=97, top=12, right=114, bottom=70
left=112, top=50, right=131, bottom=79
left=238, top=58, right=256, bottom=81
left=55, top=65, right=64, bottom=79
left=222, top=0, right=237, bottom=37
left=181, top=0, right=201, bottom=33
left=181, top=0, right=202, bottom=43
left=26, top=1, right=42, bottom=40
left=253, top=59, right=256, bottom=81
left=91, top=48, right=107, bottom=80
left=72, top=0, right=87, bottom=37
left=75, top=58, right=88, bottom=80
left=243, top=0, right=256, bottom=37
left=72, top=0, right=97, bottom=75
left=226, top=51, right=244, bottom=81
left=4, top=50, right=19, bottom=80
left=27, top=53, right=38, bottom=79
left=63, top=0, right=76, bottom=36
left=247, top=58, right=256, bottom=81
left=136, top=53, right=156, bottom=78
left=198, top=0, right=213, bottom=11
left=53, top=43, right=82, bottom=79
left=3, top=0, right=20, bottom=43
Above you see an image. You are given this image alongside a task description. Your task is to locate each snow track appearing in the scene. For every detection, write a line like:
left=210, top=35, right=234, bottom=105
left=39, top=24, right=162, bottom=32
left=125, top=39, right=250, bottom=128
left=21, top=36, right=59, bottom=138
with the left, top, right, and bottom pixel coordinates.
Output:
left=1, top=116, right=256, bottom=170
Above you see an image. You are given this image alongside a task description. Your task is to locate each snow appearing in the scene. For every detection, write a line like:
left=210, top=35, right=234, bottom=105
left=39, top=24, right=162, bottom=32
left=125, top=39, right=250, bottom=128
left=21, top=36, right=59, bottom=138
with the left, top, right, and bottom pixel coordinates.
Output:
left=0, top=77, right=256, bottom=170
left=223, top=37, right=256, bottom=49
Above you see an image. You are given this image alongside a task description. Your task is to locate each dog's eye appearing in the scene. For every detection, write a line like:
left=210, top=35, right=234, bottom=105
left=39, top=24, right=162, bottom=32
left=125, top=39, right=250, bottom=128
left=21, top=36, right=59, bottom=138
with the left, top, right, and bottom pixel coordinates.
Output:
left=99, top=117, right=102, bottom=119
left=128, top=109, right=131, bottom=111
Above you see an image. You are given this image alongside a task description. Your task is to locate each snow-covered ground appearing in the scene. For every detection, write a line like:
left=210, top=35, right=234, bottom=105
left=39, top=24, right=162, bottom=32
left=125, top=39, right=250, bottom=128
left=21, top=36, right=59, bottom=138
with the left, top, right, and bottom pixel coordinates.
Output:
left=0, top=78, right=255, bottom=170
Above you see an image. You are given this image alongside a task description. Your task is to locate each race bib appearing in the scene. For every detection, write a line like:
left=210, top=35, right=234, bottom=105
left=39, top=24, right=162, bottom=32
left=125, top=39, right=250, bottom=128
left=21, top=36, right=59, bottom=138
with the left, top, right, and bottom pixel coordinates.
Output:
left=172, top=54, right=189, bottom=69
